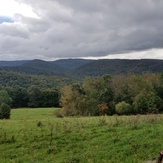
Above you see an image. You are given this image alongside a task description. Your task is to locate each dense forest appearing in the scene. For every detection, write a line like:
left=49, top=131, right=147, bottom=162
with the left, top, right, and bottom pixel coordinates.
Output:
left=0, top=59, right=163, bottom=118
left=58, top=73, right=163, bottom=116
left=0, top=70, right=72, bottom=89
left=0, top=85, right=60, bottom=108
left=1, top=72, right=163, bottom=117
left=0, top=69, right=71, bottom=115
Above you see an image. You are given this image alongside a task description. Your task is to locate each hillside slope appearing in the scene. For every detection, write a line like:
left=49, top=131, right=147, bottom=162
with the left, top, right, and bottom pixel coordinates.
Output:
left=0, top=59, right=163, bottom=77
left=74, top=59, right=163, bottom=77
left=0, top=59, right=92, bottom=76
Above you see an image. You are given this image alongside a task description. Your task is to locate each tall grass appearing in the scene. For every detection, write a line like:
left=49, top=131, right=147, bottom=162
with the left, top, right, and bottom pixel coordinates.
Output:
left=0, top=108, right=163, bottom=162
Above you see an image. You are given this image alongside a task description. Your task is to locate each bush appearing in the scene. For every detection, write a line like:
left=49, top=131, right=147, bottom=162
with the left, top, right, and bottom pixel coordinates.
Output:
left=0, top=103, right=11, bottom=119
left=54, top=108, right=64, bottom=118
left=133, top=92, right=158, bottom=114
left=115, top=101, right=131, bottom=115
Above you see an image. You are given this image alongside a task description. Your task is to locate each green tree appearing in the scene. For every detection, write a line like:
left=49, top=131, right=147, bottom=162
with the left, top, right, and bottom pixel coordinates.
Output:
left=0, top=90, right=13, bottom=106
left=6, top=86, right=28, bottom=108
left=115, top=101, right=131, bottom=115
left=0, top=103, right=11, bottom=119
left=112, top=75, right=132, bottom=104
left=42, top=89, right=59, bottom=107
left=27, top=86, right=42, bottom=107
left=133, top=91, right=158, bottom=114
left=60, top=75, right=114, bottom=116
left=82, top=77, right=110, bottom=115
left=113, top=74, right=159, bottom=106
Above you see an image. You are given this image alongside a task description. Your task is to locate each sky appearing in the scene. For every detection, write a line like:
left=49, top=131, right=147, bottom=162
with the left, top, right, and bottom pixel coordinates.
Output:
left=0, top=0, right=163, bottom=61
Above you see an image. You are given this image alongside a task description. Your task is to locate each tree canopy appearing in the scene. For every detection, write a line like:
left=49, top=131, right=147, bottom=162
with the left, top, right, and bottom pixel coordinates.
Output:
left=59, top=73, right=163, bottom=116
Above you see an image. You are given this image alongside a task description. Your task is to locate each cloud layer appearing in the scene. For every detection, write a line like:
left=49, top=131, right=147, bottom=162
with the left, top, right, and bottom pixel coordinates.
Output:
left=0, top=0, right=163, bottom=60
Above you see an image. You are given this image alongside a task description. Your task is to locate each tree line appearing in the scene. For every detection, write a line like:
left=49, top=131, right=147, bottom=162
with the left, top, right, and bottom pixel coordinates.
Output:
left=0, top=85, right=60, bottom=108
left=0, top=85, right=60, bottom=119
left=1, top=72, right=163, bottom=119
left=0, top=70, right=72, bottom=89
left=58, top=73, right=163, bottom=116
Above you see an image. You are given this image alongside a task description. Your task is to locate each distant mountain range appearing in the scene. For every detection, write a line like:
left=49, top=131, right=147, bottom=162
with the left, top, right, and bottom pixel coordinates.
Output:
left=0, top=59, right=163, bottom=78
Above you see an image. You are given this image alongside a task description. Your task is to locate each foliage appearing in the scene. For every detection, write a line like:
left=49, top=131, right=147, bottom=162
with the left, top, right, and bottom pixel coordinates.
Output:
left=27, top=85, right=42, bottom=107
left=1, top=59, right=163, bottom=79
left=74, top=59, right=163, bottom=78
left=41, top=89, right=59, bottom=107
left=27, top=86, right=60, bottom=108
left=98, top=102, right=109, bottom=116
left=60, top=75, right=114, bottom=116
left=0, top=69, right=72, bottom=89
left=133, top=91, right=158, bottom=114
left=115, top=101, right=131, bottom=115
left=5, top=86, right=28, bottom=108
left=61, top=73, right=163, bottom=116
left=54, top=108, right=64, bottom=118
left=0, top=71, right=163, bottom=115
left=0, top=90, right=13, bottom=106
left=0, top=84, right=60, bottom=109
left=0, top=103, right=11, bottom=119
left=60, top=84, right=82, bottom=116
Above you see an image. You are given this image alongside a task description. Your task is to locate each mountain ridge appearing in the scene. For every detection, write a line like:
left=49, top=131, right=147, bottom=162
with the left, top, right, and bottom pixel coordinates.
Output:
left=0, top=59, right=163, bottom=77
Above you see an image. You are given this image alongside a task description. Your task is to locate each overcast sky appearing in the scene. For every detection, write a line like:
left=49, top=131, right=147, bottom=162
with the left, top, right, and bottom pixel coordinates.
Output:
left=0, top=0, right=163, bottom=61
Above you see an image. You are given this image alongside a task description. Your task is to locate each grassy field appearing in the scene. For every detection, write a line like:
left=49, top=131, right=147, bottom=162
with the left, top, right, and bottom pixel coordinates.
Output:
left=0, top=108, right=163, bottom=162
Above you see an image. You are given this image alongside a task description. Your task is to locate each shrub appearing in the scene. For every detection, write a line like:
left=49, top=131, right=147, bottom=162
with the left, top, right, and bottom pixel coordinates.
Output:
left=54, top=108, right=64, bottom=118
left=115, top=101, right=131, bottom=115
left=0, top=103, right=11, bottom=119
left=98, top=102, right=108, bottom=116
left=133, top=92, right=158, bottom=114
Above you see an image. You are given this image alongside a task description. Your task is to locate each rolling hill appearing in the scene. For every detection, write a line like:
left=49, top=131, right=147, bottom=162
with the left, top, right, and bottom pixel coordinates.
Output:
left=73, top=59, right=163, bottom=77
left=0, top=59, right=163, bottom=78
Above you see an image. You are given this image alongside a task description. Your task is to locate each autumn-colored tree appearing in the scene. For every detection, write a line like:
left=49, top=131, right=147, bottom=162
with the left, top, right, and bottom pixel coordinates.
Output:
left=60, top=83, right=83, bottom=116
left=60, top=75, right=114, bottom=116
left=60, top=73, right=163, bottom=116
left=98, top=102, right=108, bottom=116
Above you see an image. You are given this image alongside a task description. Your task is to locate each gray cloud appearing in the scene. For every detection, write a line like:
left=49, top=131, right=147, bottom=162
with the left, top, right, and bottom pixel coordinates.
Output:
left=0, top=0, right=163, bottom=60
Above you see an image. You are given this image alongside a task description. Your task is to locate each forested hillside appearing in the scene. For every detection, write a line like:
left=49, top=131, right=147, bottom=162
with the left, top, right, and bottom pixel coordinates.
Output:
left=74, top=59, right=163, bottom=77
left=0, top=60, right=28, bottom=67
left=0, top=70, right=73, bottom=109
left=0, top=59, right=163, bottom=77
left=0, top=59, right=91, bottom=76
left=0, top=70, right=72, bottom=88
left=0, top=59, right=163, bottom=114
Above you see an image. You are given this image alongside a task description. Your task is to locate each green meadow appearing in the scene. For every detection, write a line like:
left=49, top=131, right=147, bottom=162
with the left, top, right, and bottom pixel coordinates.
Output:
left=0, top=108, right=163, bottom=162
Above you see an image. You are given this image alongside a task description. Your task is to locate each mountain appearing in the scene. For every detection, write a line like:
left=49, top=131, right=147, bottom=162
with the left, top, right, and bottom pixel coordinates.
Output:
left=74, top=59, right=163, bottom=77
left=0, top=60, right=28, bottom=67
left=0, top=59, right=163, bottom=78
left=0, top=59, right=92, bottom=76
left=53, top=59, right=93, bottom=70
